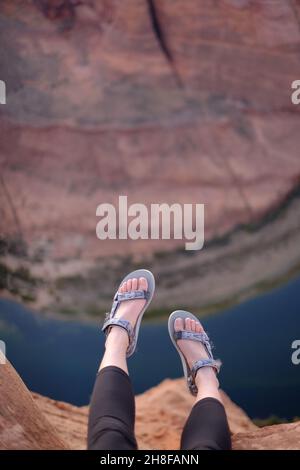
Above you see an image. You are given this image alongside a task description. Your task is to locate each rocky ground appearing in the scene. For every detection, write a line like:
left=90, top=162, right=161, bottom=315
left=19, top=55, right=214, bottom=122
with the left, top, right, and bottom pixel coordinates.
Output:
left=1, top=358, right=300, bottom=450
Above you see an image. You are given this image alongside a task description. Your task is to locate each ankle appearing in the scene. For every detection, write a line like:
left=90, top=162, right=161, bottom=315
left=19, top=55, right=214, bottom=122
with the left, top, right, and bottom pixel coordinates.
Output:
left=195, top=366, right=219, bottom=389
left=105, top=326, right=129, bottom=351
left=195, top=369, right=223, bottom=404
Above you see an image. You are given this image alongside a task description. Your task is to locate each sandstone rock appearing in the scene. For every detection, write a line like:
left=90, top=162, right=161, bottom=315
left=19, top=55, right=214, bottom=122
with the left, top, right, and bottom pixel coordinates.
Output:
left=0, top=357, right=66, bottom=450
left=233, top=421, right=300, bottom=450
left=1, top=0, right=300, bottom=261
left=33, top=376, right=300, bottom=450
left=135, top=378, right=257, bottom=450
left=32, top=392, right=88, bottom=450
left=1, top=359, right=299, bottom=450
left=33, top=376, right=256, bottom=450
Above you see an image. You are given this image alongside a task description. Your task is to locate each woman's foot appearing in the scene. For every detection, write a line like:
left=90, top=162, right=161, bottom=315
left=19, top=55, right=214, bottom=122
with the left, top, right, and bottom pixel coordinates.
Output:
left=105, top=276, right=148, bottom=350
left=174, top=317, right=220, bottom=400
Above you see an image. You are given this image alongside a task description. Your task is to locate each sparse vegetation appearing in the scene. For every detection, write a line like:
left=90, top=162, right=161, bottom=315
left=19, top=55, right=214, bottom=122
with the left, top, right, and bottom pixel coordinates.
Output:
left=254, top=415, right=300, bottom=427
left=0, top=261, right=39, bottom=303
left=0, top=235, right=27, bottom=258
left=55, top=274, right=86, bottom=289
left=58, top=306, right=79, bottom=316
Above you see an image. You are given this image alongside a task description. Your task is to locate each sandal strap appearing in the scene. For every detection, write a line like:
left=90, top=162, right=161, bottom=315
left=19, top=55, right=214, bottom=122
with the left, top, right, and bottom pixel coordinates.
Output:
left=174, top=330, right=213, bottom=357
left=102, top=289, right=149, bottom=347
left=187, top=376, right=198, bottom=396
left=110, top=290, right=149, bottom=316
left=117, top=290, right=149, bottom=301
left=191, top=358, right=221, bottom=377
left=174, top=330, right=209, bottom=342
left=187, top=359, right=221, bottom=395
left=102, top=317, right=134, bottom=342
left=174, top=328, right=221, bottom=395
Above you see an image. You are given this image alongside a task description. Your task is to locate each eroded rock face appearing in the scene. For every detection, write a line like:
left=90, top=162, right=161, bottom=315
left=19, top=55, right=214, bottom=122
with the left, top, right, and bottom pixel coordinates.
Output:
left=1, top=360, right=299, bottom=450
left=0, top=358, right=66, bottom=450
left=233, top=421, right=300, bottom=450
left=0, top=0, right=300, bottom=261
left=134, top=378, right=257, bottom=450
left=32, top=392, right=88, bottom=451
left=32, top=377, right=257, bottom=450
left=33, top=376, right=300, bottom=451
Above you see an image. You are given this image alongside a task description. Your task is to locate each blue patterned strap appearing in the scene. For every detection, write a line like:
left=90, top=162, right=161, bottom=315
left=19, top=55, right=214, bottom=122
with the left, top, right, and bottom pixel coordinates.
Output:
left=187, top=359, right=221, bottom=395
left=102, top=316, right=134, bottom=342
left=174, top=330, right=213, bottom=358
left=191, top=358, right=221, bottom=378
left=102, top=289, right=149, bottom=344
left=110, top=290, right=149, bottom=317
left=174, top=329, right=221, bottom=394
left=117, top=290, right=149, bottom=301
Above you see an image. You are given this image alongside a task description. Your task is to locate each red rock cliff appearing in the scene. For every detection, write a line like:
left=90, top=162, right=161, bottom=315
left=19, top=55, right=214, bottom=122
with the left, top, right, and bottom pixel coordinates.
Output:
left=1, top=358, right=300, bottom=450
left=1, top=0, right=300, bottom=260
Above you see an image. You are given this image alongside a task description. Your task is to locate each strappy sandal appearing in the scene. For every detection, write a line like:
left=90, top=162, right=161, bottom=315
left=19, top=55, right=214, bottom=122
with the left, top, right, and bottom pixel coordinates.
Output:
left=168, top=310, right=221, bottom=396
left=102, top=269, right=155, bottom=358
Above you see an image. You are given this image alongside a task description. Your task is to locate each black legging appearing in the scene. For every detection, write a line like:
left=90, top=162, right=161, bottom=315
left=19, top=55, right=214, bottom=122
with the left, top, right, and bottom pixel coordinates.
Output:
left=87, top=366, right=231, bottom=450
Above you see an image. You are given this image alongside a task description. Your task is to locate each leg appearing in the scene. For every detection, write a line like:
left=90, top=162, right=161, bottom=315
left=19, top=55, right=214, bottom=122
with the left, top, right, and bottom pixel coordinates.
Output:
left=87, top=276, right=148, bottom=450
left=176, top=318, right=231, bottom=450
left=181, top=397, right=231, bottom=450
left=88, top=365, right=137, bottom=450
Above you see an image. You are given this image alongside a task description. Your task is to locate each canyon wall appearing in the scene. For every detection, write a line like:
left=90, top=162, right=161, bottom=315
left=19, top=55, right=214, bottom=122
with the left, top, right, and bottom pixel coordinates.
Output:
left=1, top=0, right=300, bottom=261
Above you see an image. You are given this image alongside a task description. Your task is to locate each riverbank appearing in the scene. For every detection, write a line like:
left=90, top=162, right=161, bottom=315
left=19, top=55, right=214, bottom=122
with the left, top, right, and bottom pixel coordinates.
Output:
left=2, top=186, right=300, bottom=322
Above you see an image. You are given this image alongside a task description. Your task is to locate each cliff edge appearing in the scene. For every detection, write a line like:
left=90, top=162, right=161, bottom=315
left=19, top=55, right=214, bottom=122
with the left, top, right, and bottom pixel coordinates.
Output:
left=1, top=359, right=300, bottom=450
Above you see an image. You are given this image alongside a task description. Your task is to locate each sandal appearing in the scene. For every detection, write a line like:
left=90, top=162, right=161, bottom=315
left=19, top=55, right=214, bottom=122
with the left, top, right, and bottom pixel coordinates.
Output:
left=102, top=269, right=155, bottom=357
left=168, top=310, right=221, bottom=396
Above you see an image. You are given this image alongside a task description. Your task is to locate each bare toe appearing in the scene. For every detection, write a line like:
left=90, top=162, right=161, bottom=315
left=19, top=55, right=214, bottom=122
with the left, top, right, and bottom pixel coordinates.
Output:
left=131, top=277, right=138, bottom=290
left=120, top=282, right=126, bottom=293
left=174, top=317, right=184, bottom=331
left=185, top=318, right=192, bottom=331
left=138, top=276, right=148, bottom=291
left=175, top=315, right=211, bottom=370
